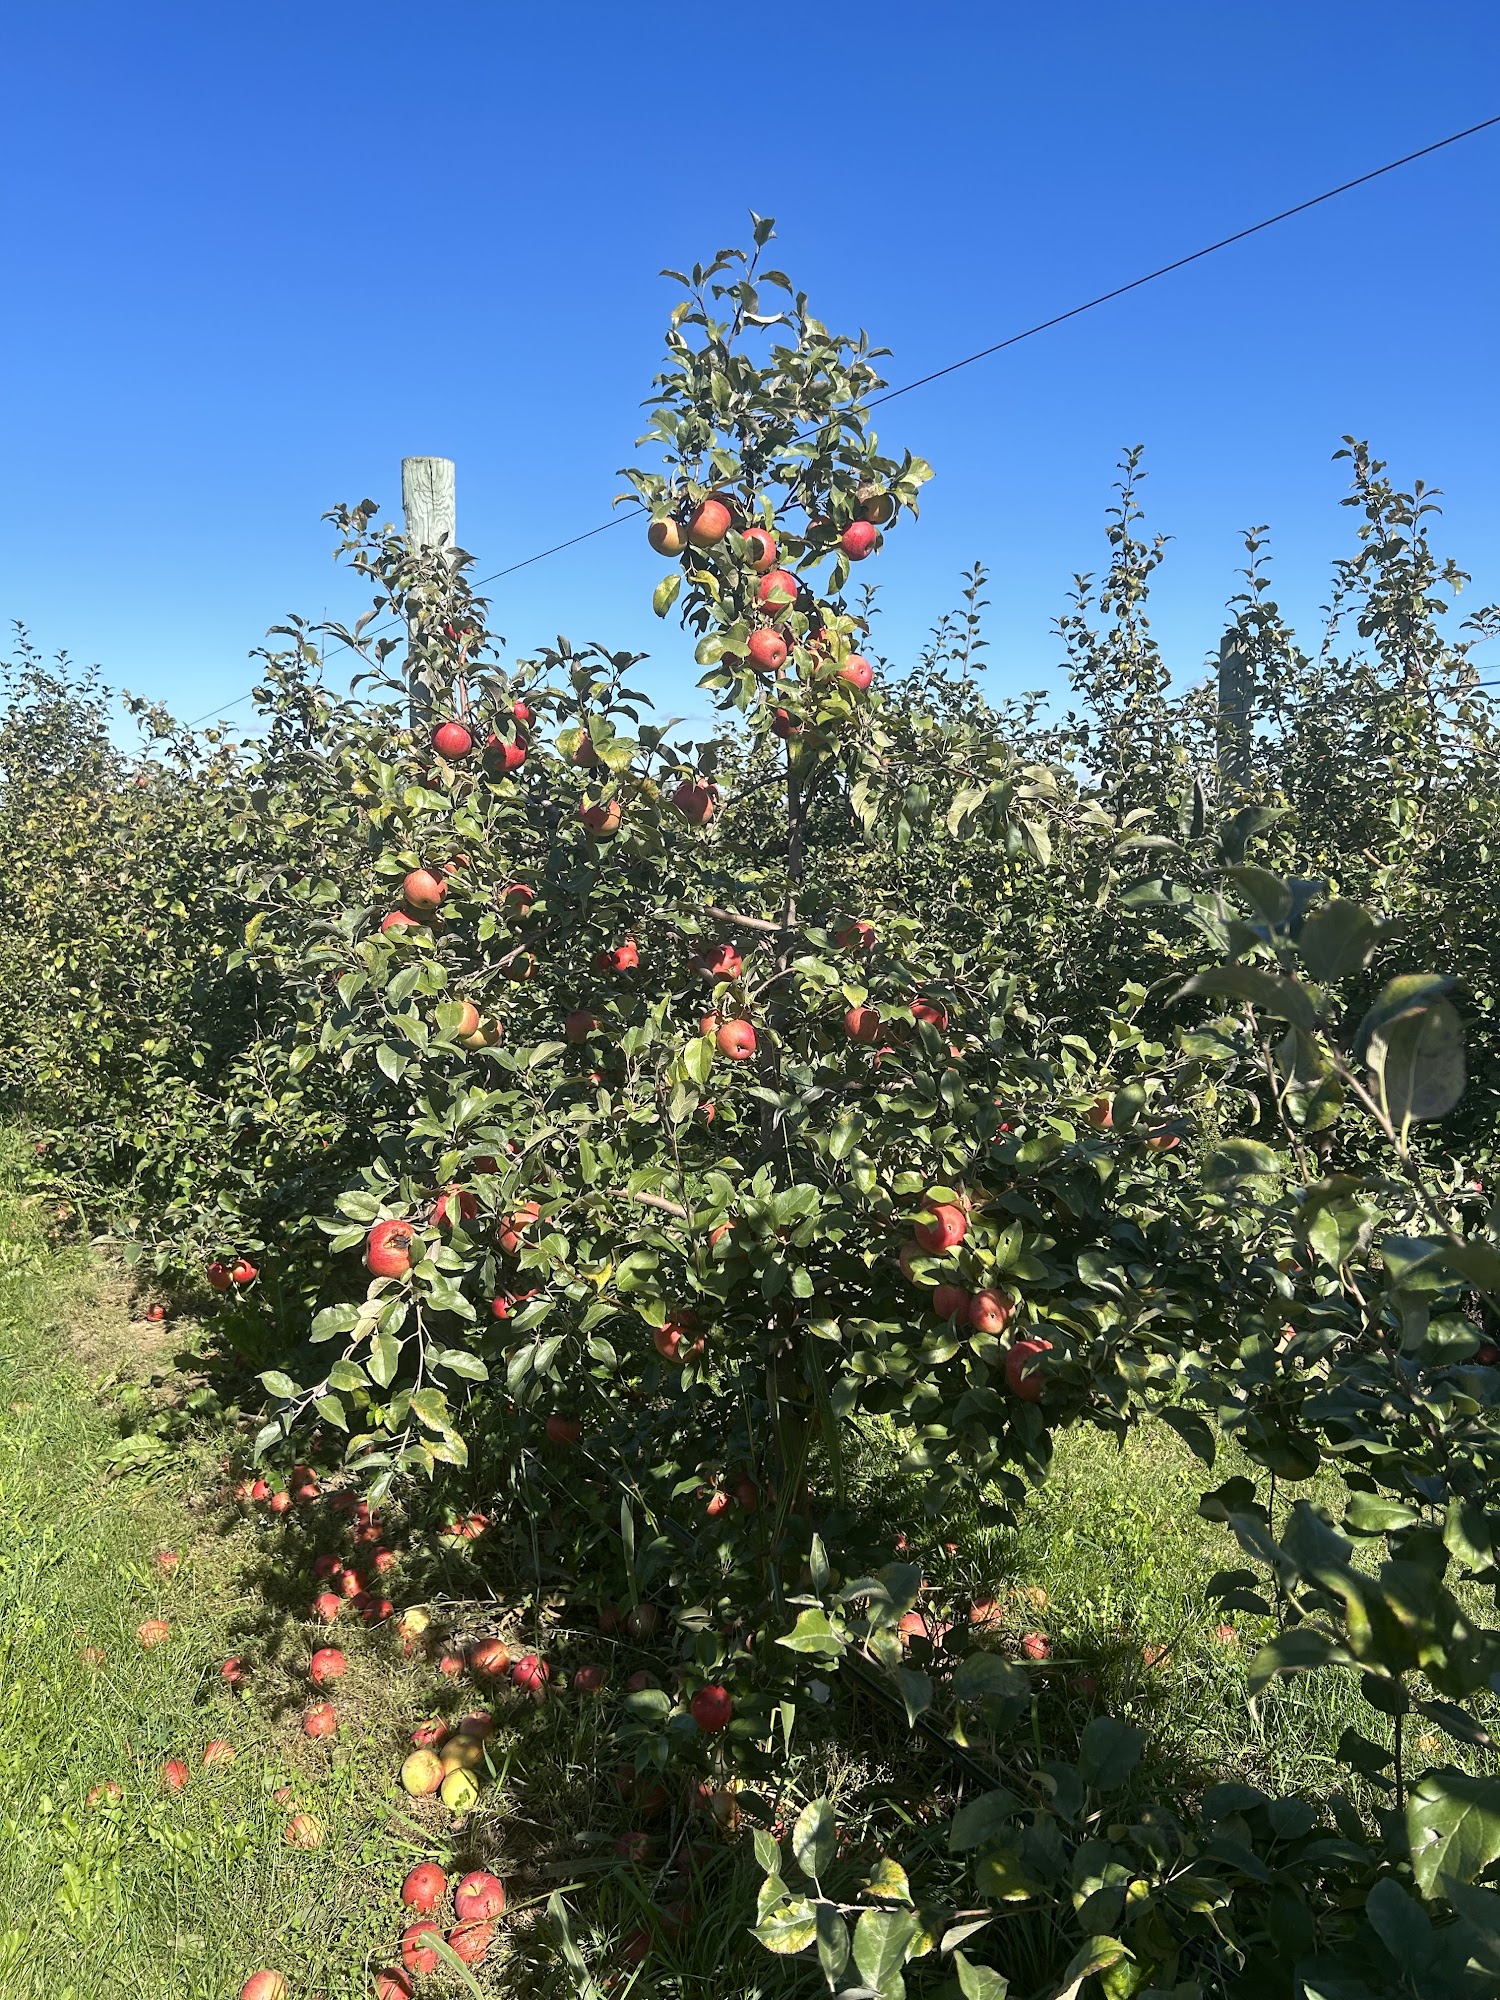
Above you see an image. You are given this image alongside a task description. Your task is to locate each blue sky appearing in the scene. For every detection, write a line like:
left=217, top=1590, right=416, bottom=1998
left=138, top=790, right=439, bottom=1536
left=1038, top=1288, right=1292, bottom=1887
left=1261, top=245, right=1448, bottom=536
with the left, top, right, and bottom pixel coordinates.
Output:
left=3, top=2, right=1498, bottom=734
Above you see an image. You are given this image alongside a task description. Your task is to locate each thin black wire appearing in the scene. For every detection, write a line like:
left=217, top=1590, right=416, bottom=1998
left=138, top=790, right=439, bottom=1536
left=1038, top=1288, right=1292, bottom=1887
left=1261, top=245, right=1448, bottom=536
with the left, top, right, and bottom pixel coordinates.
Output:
left=184, top=109, right=1500, bottom=731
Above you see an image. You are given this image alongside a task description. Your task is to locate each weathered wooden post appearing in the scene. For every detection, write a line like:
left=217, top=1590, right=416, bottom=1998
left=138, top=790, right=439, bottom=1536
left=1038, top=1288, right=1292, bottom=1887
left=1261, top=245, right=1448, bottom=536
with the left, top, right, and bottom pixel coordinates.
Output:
left=401, top=456, right=456, bottom=727
left=1217, top=628, right=1253, bottom=789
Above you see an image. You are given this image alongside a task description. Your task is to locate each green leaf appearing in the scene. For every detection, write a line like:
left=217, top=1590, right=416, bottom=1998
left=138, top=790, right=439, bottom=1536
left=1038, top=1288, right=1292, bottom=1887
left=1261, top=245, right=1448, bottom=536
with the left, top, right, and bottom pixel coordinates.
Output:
left=1247, top=1625, right=1355, bottom=1693
left=652, top=572, right=682, bottom=618
left=852, top=1906, right=920, bottom=1993
left=1298, top=898, right=1381, bottom=982
left=1407, top=1770, right=1500, bottom=1895
left=1078, top=1716, right=1145, bottom=1791
left=791, top=1798, right=835, bottom=1884
left=777, top=1608, right=844, bottom=1659
left=1368, top=993, right=1466, bottom=1126
left=258, top=1370, right=298, bottom=1399
left=1205, top=1138, right=1283, bottom=1183
left=954, top=1951, right=1009, bottom=1999
left=368, top=1329, right=401, bottom=1388
left=1175, top=965, right=1317, bottom=1032
left=753, top=1897, right=818, bottom=1955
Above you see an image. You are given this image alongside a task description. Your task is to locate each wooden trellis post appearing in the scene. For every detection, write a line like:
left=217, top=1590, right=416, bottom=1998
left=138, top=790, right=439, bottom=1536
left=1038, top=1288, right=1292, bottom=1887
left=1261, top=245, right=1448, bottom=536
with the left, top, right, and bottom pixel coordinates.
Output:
left=401, top=455, right=456, bottom=727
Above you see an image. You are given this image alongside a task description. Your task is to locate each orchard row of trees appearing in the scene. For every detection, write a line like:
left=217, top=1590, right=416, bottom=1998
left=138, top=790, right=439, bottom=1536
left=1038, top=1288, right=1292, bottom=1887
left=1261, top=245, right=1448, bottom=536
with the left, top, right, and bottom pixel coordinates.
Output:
left=6, top=220, right=1500, bottom=1995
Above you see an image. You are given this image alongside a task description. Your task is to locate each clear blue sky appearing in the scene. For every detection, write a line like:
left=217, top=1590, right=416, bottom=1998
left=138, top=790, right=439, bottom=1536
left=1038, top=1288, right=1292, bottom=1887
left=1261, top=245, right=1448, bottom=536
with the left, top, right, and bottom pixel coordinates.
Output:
left=3, top=2, right=1498, bottom=732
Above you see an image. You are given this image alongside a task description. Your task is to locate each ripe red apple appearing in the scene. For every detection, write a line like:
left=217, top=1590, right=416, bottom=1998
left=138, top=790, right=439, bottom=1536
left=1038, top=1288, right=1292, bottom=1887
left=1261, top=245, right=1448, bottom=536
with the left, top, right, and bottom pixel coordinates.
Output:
left=402, top=1862, right=448, bottom=1913
left=136, top=1619, right=170, bottom=1648
left=312, top=1591, right=343, bottom=1623
left=545, top=1414, right=582, bottom=1446
left=401, top=1921, right=445, bottom=1976
left=206, top=1261, right=233, bottom=1292
left=146, top=1303, right=166, bottom=1322
left=432, top=719, right=473, bottom=759
left=841, top=520, right=879, bottom=561
left=410, top=1718, right=448, bottom=1750
left=689, top=1684, right=733, bottom=1732
left=1086, top=1095, right=1114, bottom=1130
left=232, top=1256, right=258, bottom=1283
left=373, top=1970, right=415, bottom=2000
left=221, top=1655, right=248, bottom=1687
left=381, top=909, right=421, bottom=938
left=626, top=1602, right=661, bottom=1638
left=695, top=941, right=743, bottom=981
left=625, top=1668, right=655, bottom=1693
left=484, top=732, right=527, bottom=774
left=914, top=1203, right=967, bottom=1254
left=743, top=526, right=778, bottom=571
left=433, top=1185, right=479, bottom=1229
left=717, top=1019, right=756, bottom=1061
left=910, top=996, right=949, bottom=1031
left=838, top=654, right=874, bottom=690
left=454, top=1869, right=506, bottom=1921
left=336, top=1569, right=362, bottom=1599
left=1005, top=1336, right=1052, bottom=1402
left=565, top=1009, right=598, bottom=1043
left=308, top=1646, right=346, bottom=1687
left=747, top=628, right=788, bottom=673
left=1020, top=1630, right=1052, bottom=1661
left=302, top=1702, right=338, bottom=1738
left=267, top=1490, right=292, bottom=1515
left=153, top=1548, right=179, bottom=1575
left=968, top=1290, right=1015, bottom=1335
left=499, top=882, right=534, bottom=920
left=573, top=1663, right=606, bottom=1693
left=239, top=1975, right=290, bottom=2000
left=581, top=797, right=623, bottom=839
left=770, top=707, right=798, bottom=739
left=511, top=1653, right=550, bottom=1694
left=162, top=1759, right=189, bottom=1792
left=597, top=938, right=639, bottom=974
left=704, top=1487, right=731, bottom=1518
left=672, top=779, right=716, bottom=825
left=366, top=1217, right=417, bottom=1278
left=402, top=868, right=446, bottom=913
left=467, top=1636, right=509, bottom=1679
left=688, top=498, right=732, bottom=547
left=757, top=567, right=800, bottom=617
left=203, top=1740, right=235, bottom=1767
left=835, top=919, right=876, bottom=951
left=734, top=1477, right=759, bottom=1513
left=844, top=1005, right=881, bottom=1044
left=648, top=517, right=688, bottom=556
left=449, top=1920, right=495, bottom=1966
left=932, top=1283, right=969, bottom=1321
left=498, top=1199, right=540, bottom=1256
left=451, top=1000, right=482, bottom=1040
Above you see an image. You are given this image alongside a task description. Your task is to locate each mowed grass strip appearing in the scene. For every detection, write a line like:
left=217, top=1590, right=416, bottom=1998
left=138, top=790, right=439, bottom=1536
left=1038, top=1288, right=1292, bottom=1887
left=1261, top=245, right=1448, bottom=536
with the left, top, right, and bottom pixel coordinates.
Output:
left=0, top=1198, right=421, bottom=2000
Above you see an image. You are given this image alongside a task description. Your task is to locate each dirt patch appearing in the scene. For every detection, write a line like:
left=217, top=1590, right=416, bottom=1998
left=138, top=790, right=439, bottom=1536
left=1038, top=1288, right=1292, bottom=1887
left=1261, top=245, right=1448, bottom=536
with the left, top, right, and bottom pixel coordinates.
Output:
left=59, top=1252, right=186, bottom=1386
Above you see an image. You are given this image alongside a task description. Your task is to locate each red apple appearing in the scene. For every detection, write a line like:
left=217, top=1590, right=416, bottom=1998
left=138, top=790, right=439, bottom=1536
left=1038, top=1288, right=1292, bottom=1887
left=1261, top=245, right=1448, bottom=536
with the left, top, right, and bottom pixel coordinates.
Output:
left=381, top=909, right=421, bottom=938
left=841, top=520, right=879, bottom=561
left=565, top=1009, right=598, bottom=1043
left=1086, top=1095, right=1114, bottom=1130
left=844, top=1005, right=881, bottom=1044
left=432, top=720, right=473, bottom=759
left=401, top=1922, right=444, bottom=1976
left=716, top=1019, right=757, bottom=1061
left=747, top=628, right=788, bottom=673
left=239, top=1975, right=290, bottom=2000
left=311, top=1591, right=343, bottom=1623
left=449, top=1920, right=495, bottom=1966
left=1005, top=1336, right=1052, bottom=1402
left=303, top=1702, right=338, bottom=1738
left=756, top=567, right=800, bottom=616
left=146, top=1303, right=166, bottom=1322
left=402, top=868, right=446, bottom=913
left=573, top=1663, right=606, bottom=1693
left=648, top=517, right=688, bottom=556
left=206, top=1261, right=233, bottom=1292
left=498, top=1200, right=540, bottom=1256
left=688, top=1684, right=733, bottom=1732
left=838, top=654, right=874, bottom=690
left=910, top=996, right=949, bottom=1031
left=410, top=1718, right=448, bottom=1749
left=1020, top=1630, right=1052, bottom=1661
left=162, top=1759, right=189, bottom=1792
left=580, top=798, right=623, bottom=839
left=688, top=498, right=732, bottom=547
left=672, top=780, right=717, bottom=825
left=433, top=1186, right=479, bottom=1229
left=835, top=919, right=876, bottom=951
left=511, top=1653, right=550, bottom=1694
left=968, top=1290, right=1015, bottom=1335
left=373, top=1971, right=415, bottom=2000
left=366, top=1218, right=417, bottom=1278
left=402, top=1862, right=449, bottom=1913
left=500, top=881, right=534, bottom=918
left=743, top=526, right=778, bottom=571
left=136, top=1618, right=170, bottom=1648
left=203, top=1740, right=235, bottom=1767
left=454, top=1869, right=506, bottom=1921
left=914, top=1203, right=967, bottom=1254
left=469, top=1636, right=511, bottom=1679
left=308, top=1646, right=346, bottom=1687
left=596, top=938, right=639, bottom=975
left=932, top=1283, right=969, bottom=1321
left=484, top=732, right=527, bottom=774
left=545, top=1414, right=582, bottom=1446
left=770, top=707, right=798, bottom=739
